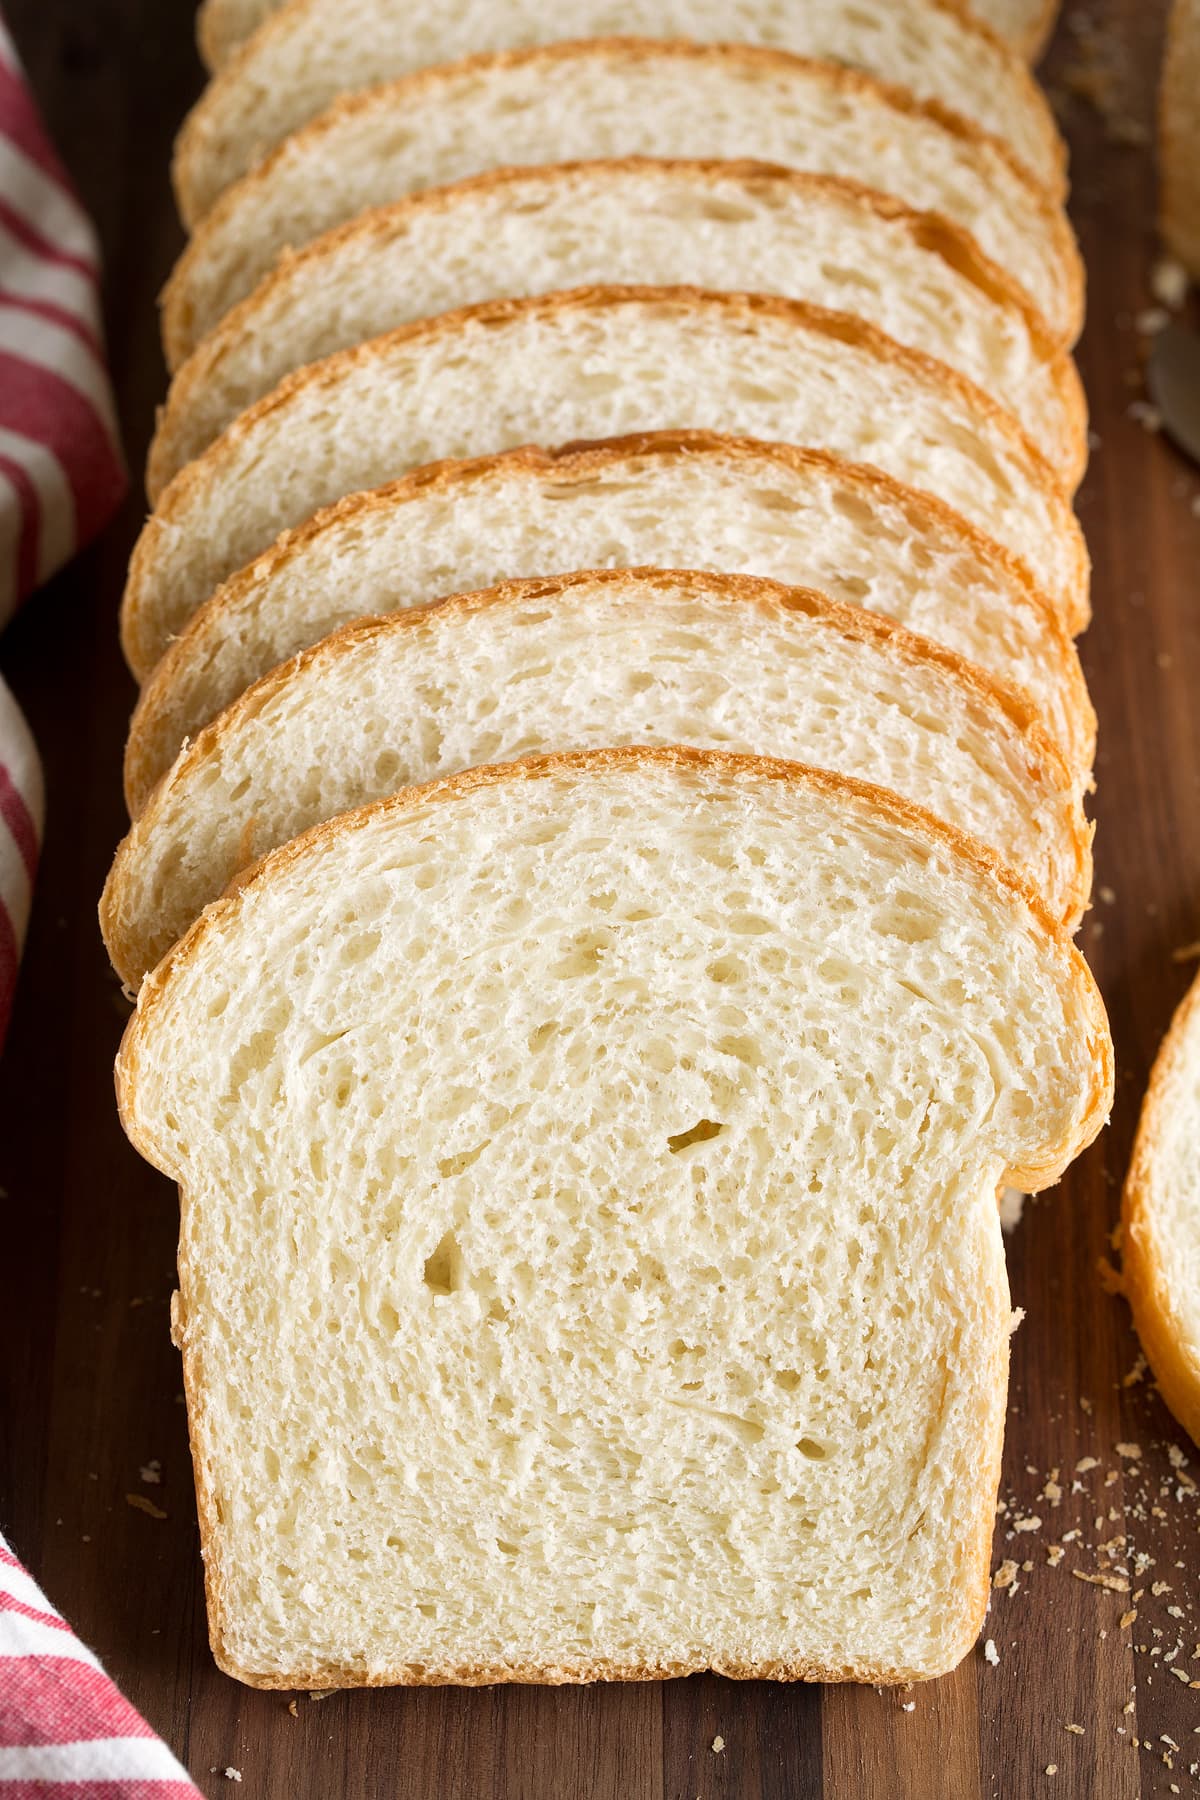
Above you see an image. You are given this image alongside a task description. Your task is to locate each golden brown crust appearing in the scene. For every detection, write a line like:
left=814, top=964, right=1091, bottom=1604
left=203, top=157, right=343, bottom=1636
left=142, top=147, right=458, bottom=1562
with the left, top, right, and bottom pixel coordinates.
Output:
left=123, top=285, right=1092, bottom=688
left=148, top=157, right=1085, bottom=503
left=172, top=0, right=1066, bottom=231
left=1121, top=967, right=1200, bottom=1444
left=125, top=434, right=1097, bottom=802
left=159, top=38, right=1085, bottom=369
left=101, top=564, right=1094, bottom=988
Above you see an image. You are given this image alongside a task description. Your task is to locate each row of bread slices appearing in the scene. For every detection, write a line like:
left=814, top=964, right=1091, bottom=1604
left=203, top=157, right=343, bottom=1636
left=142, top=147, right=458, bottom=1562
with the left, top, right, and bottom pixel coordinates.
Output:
left=106, top=0, right=1116, bottom=1690
left=102, top=0, right=1100, bottom=988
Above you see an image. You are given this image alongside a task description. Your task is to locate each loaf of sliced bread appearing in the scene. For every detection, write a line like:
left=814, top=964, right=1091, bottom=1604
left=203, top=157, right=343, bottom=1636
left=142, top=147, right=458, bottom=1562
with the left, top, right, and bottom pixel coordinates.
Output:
left=151, top=161, right=1085, bottom=499
left=196, top=0, right=1061, bottom=68
left=102, top=567, right=1093, bottom=985
left=1122, top=968, right=1200, bottom=1443
left=1162, top=0, right=1200, bottom=279
left=173, top=0, right=1065, bottom=226
left=115, top=747, right=1112, bottom=1687
left=124, top=437, right=1095, bottom=808
left=161, top=42, right=1083, bottom=365
left=125, top=288, right=1090, bottom=686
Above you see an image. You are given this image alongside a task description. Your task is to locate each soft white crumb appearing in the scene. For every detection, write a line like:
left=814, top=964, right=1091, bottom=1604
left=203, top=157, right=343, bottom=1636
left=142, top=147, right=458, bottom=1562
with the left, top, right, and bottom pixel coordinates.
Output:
left=711, top=1736, right=725, bottom=1754
left=985, top=1639, right=1000, bottom=1666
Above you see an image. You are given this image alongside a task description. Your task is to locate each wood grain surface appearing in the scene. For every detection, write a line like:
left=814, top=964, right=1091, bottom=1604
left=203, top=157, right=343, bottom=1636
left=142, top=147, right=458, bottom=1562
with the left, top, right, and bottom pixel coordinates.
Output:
left=0, top=4, right=1198, bottom=1795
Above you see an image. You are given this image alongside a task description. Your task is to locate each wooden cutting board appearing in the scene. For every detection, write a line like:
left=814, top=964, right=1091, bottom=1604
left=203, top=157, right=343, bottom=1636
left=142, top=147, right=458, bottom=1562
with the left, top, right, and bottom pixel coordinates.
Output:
left=0, top=3, right=1197, bottom=1794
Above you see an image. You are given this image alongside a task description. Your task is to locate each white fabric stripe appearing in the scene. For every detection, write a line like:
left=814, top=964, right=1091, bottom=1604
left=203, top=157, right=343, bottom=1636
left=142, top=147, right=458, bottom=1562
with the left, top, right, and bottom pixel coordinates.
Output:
left=0, top=135, right=97, bottom=272
left=0, top=465, right=18, bottom=627
left=0, top=1608, right=101, bottom=1669
left=0, top=218, right=100, bottom=332
left=0, top=675, right=42, bottom=836
left=0, top=424, right=76, bottom=587
left=0, top=1737, right=191, bottom=1780
left=0, top=1553, right=58, bottom=1619
left=0, top=304, right=118, bottom=442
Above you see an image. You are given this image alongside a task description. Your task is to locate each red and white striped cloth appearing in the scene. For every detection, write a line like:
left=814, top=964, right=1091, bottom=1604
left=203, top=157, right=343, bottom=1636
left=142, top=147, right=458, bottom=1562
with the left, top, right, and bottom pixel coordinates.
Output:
left=0, top=7, right=125, bottom=1054
left=0, top=16, right=204, bottom=1799
left=0, top=1535, right=201, bottom=1797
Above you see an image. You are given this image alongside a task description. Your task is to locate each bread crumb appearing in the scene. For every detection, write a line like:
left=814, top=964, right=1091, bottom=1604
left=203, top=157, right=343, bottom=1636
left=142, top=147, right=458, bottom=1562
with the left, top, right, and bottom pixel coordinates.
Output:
left=1152, top=257, right=1190, bottom=309
left=139, top=1460, right=162, bottom=1485
left=1073, top=1569, right=1131, bottom=1592
left=1047, top=1545, right=1065, bottom=1567
left=1121, top=1610, right=1138, bottom=1629
left=223, top=1774, right=242, bottom=1785
left=984, top=1639, right=1000, bottom=1666
left=309, top=1690, right=337, bottom=1702
left=1013, top=1515, right=1042, bottom=1533
left=1046, top=1766, right=1058, bottom=1776
left=1137, top=307, right=1170, bottom=335
left=1127, top=401, right=1163, bottom=432
left=711, top=1737, right=725, bottom=1754
left=1076, top=1456, right=1100, bottom=1473
left=1115, top=1443, right=1142, bottom=1461
left=287, top=1699, right=299, bottom=1718
left=994, top=1560, right=1020, bottom=1589
left=902, top=1702, right=916, bottom=1712
left=125, top=1493, right=167, bottom=1520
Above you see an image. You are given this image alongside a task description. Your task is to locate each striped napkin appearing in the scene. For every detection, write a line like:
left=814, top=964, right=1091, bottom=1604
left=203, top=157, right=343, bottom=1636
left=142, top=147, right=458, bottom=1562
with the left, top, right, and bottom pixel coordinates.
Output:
left=0, top=9, right=124, bottom=1051
left=0, top=16, right=204, bottom=1798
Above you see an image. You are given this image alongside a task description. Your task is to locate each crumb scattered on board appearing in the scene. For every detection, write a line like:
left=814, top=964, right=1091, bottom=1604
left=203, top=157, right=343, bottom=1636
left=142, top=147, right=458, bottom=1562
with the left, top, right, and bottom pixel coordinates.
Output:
left=125, top=1493, right=167, bottom=1521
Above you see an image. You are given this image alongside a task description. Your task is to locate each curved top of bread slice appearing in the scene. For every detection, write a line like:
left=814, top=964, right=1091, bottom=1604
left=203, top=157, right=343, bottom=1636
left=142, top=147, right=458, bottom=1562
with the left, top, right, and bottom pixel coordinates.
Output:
left=1122, top=968, right=1200, bottom=1442
left=151, top=160, right=1085, bottom=501
left=161, top=41, right=1082, bottom=365
left=173, top=0, right=1065, bottom=226
left=196, top=0, right=1059, bottom=68
left=125, top=287, right=1088, bottom=683
left=125, top=435, right=1095, bottom=808
left=116, top=747, right=1110, bottom=1688
left=101, top=566, right=1093, bottom=987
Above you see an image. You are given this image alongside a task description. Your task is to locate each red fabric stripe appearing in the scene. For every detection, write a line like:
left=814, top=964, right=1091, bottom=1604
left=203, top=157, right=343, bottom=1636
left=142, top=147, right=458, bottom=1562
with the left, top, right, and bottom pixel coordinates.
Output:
left=0, top=1588, right=74, bottom=1634
left=0, top=898, right=20, bottom=1049
left=0, top=448, right=42, bottom=603
left=0, top=54, right=78, bottom=194
left=2, top=1786, right=202, bottom=1800
left=0, top=758, right=40, bottom=877
left=0, top=350, right=125, bottom=550
left=0, top=193, right=96, bottom=278
left=0, top=287, right=102, bottom=358
left=0, top=1541, right=24, bottom=1566
left=0, top=1656, right=154, bottom=1747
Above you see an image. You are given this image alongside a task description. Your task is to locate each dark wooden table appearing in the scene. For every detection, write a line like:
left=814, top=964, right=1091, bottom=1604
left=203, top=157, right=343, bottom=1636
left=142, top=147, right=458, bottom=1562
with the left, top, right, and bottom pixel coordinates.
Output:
left=1, top=3, right=1198, bottom=1794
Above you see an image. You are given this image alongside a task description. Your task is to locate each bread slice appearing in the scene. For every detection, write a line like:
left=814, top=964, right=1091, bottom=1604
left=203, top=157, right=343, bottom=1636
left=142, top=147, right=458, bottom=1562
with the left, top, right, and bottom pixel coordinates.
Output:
left=1161, top=0, right=1200, bottom=279
left=125, top=287, right=1090, bottom=686
left=124, top=437, right=1095, bottom=810
left=161, top=41, right=1083, bottom=366
left=115, top=746, right=1112, bottom=1688
left=102, top=566, right=1093, bottom=986
left=173, top=0, right=1066, bottom=227
left=196, top=0, right=1061, bottom=67
left=150, top=161, right=1086, bottom=501
left=1122, top=968, right=1200, bottom=1443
